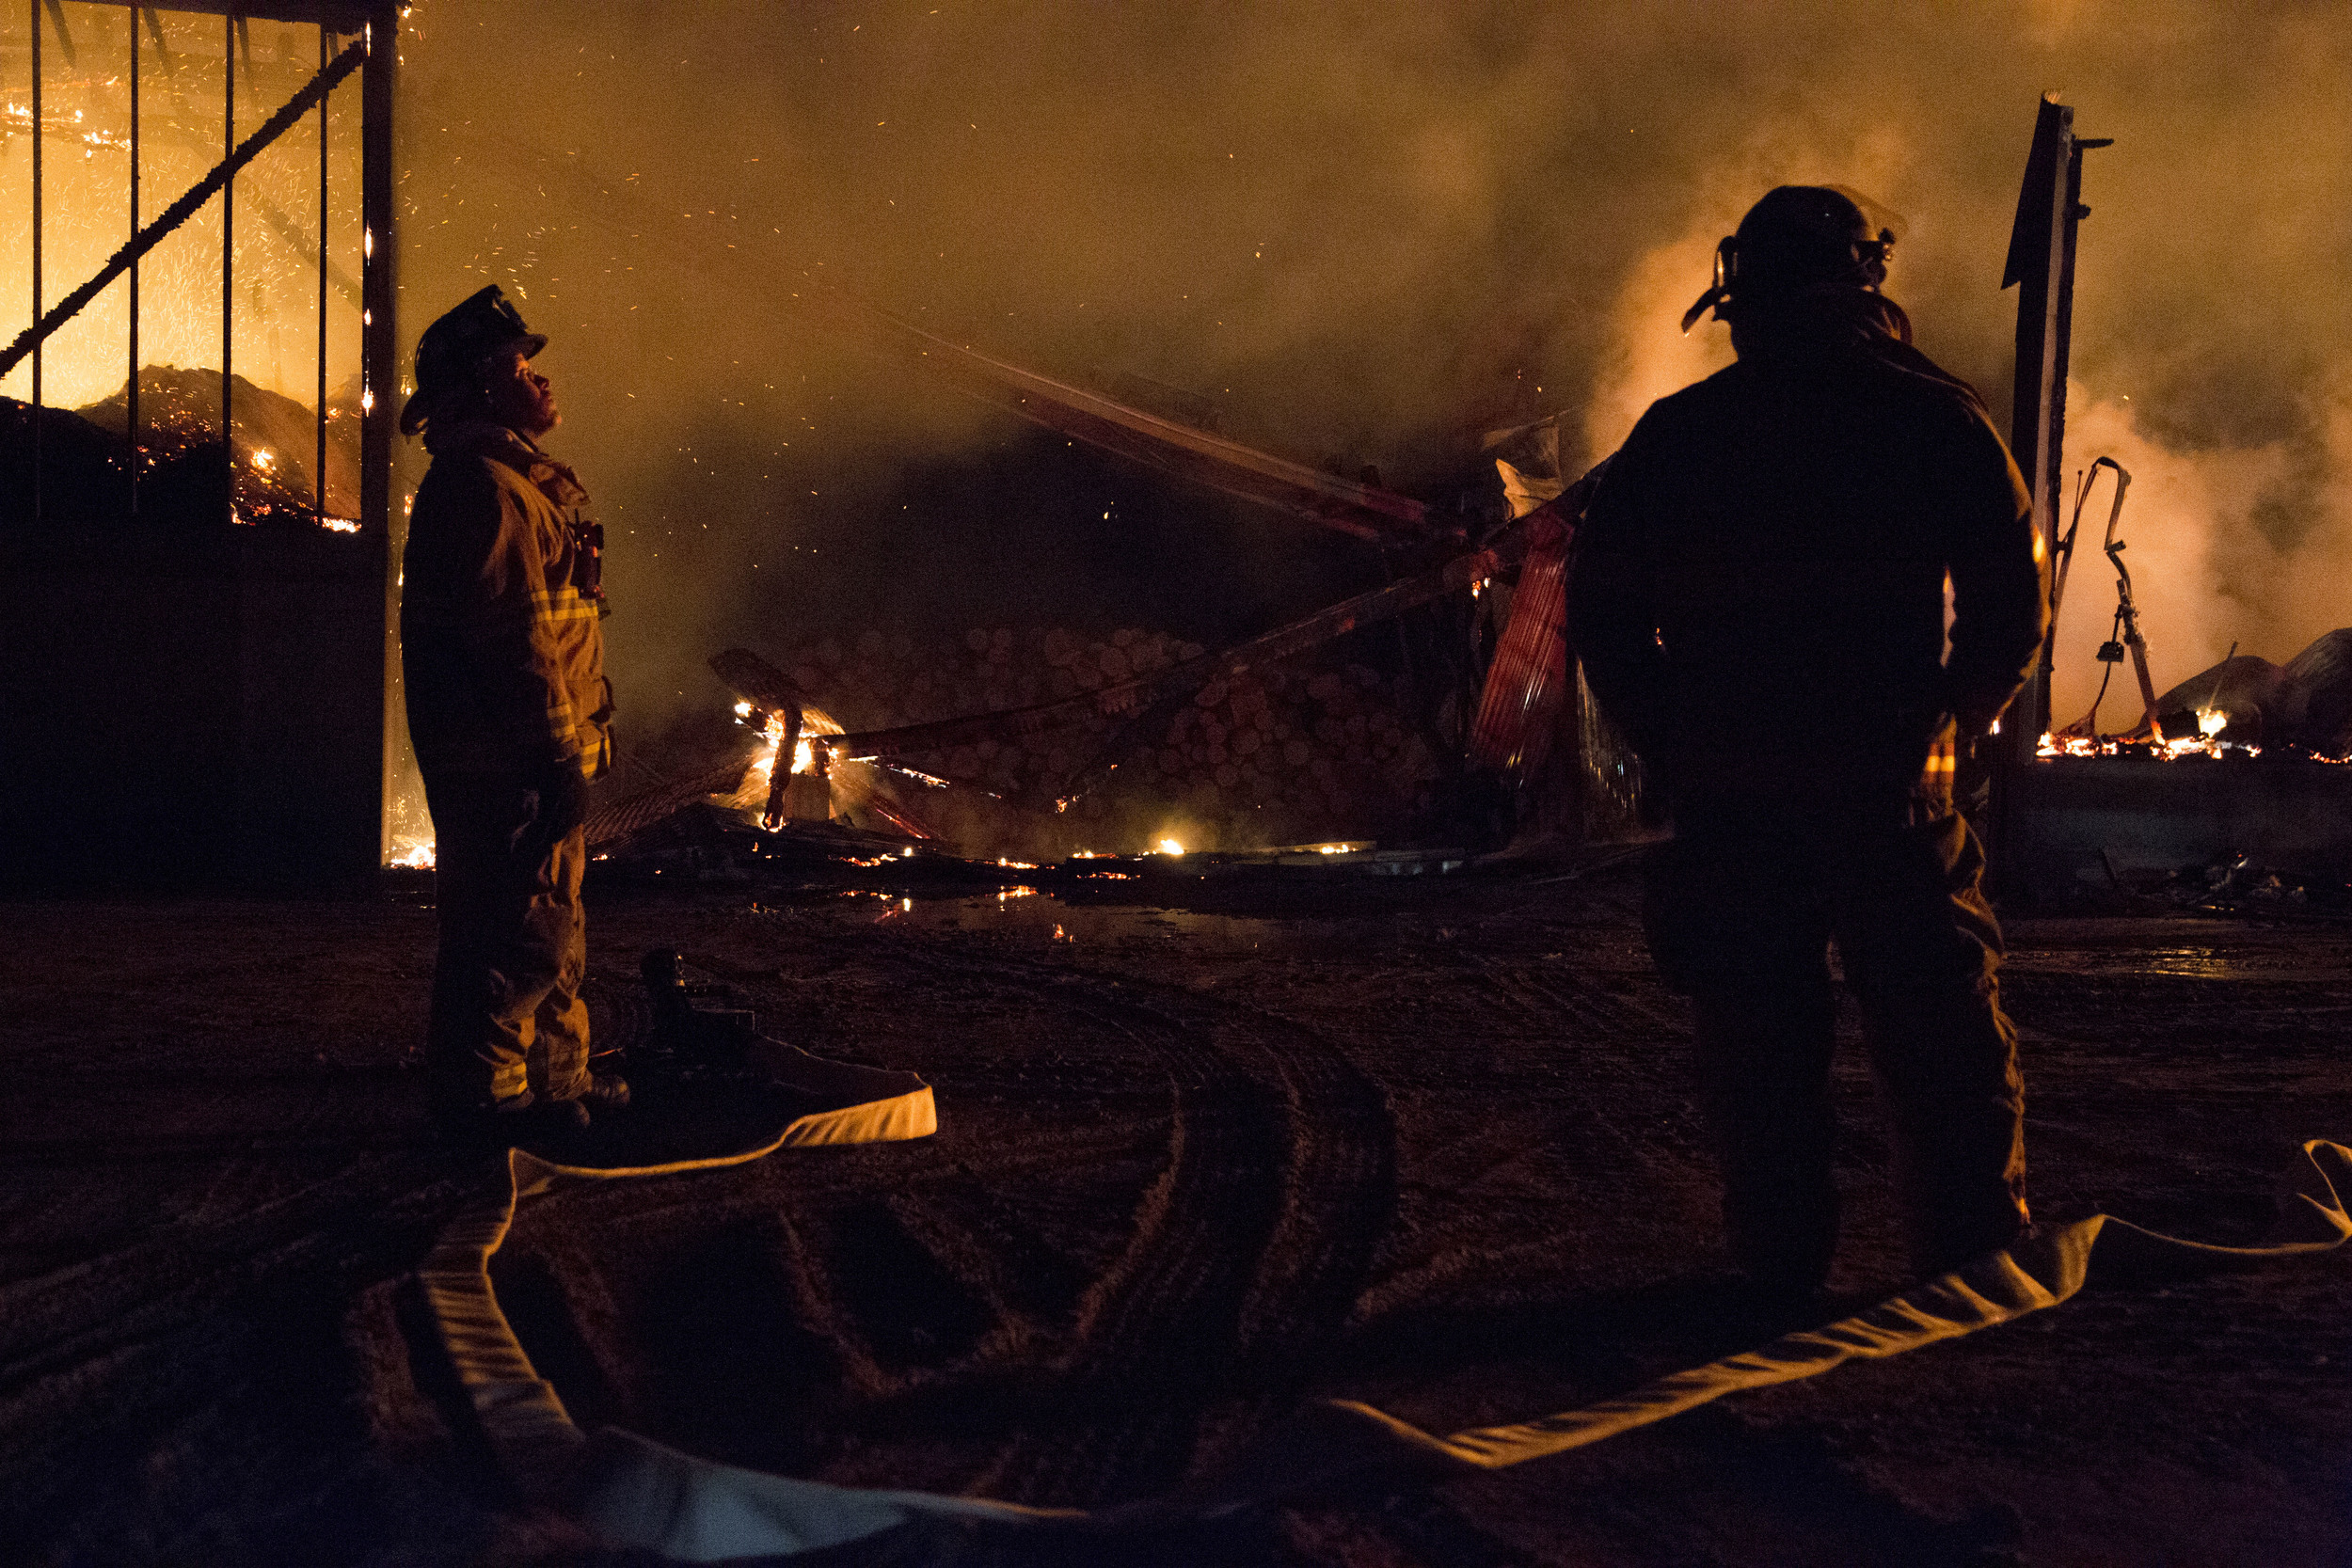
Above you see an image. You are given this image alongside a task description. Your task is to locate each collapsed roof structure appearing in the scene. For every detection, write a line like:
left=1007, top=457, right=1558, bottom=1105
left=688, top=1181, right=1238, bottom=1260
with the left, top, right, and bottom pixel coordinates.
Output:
left=568, top=292, right=1642, bottom=878
left=2, top=48, right=2343, bottom=900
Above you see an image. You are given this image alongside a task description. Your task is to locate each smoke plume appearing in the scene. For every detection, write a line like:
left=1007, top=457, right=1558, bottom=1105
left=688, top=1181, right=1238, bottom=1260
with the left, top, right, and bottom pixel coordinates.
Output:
left=382, top=0, right=2350, bottom=730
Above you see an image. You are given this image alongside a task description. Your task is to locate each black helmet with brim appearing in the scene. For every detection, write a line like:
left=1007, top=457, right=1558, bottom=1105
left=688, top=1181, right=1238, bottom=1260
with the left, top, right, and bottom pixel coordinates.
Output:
left=1681, top=185, right=1899, bottom=334
left=399, top=284, right=548, bottom=436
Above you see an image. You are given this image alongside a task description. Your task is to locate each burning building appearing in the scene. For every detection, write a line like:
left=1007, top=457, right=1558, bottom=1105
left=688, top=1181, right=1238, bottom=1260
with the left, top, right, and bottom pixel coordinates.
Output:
left=2, top=4, right=2338, bottom=902
left=0, top=0, right=399, bottom=884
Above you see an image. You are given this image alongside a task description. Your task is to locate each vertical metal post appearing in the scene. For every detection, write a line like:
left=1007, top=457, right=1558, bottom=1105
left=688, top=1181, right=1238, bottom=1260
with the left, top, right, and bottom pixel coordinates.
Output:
left=361, top=2, right=399, bottom=863
left=1998, top=95, right=2075, bottom=761
left=1990, top=95, right=2109, bottom=897
left=2051, top=139, right=2085, bottom=482
left=128, top=4, right=139, bottom=515
left=360, top=9, right=394, bottom=534
left=30, top=0, right=41, bottom=522
left=316, top=23, right=328, bottom=526
left=222, top=8, right=233, bottom=524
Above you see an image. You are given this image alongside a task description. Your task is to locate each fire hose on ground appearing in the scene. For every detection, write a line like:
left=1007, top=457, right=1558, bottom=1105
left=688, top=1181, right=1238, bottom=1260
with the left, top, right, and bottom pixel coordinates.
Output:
left=421, top=1115, right=2352, bottom=1560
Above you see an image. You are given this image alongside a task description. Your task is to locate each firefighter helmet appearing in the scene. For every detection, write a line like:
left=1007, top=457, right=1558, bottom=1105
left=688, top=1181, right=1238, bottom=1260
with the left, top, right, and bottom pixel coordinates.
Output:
left=1681, top=186, right=1898, bottom=333
left=399, top=285, right=548, bottom=436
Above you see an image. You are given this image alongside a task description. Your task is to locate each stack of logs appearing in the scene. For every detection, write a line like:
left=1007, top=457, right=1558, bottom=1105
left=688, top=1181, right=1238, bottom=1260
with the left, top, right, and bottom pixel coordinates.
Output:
left=771, top=626, right=1442, bottom=853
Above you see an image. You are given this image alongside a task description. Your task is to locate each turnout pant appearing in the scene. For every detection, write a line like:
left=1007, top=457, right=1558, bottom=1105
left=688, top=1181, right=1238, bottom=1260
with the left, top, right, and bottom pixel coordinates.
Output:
left=423, top=774, right=591, bottom=1111
left=1645, top=794, right=2027, bottom=1287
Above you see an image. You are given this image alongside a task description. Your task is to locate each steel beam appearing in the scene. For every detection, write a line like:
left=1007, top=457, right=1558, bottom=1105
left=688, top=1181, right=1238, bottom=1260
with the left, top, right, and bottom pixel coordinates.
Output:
left=359, top=0, right=395, bottom=863
left=128, top=4, right=139, bottom=515
left=222, top=8, right=232, bottom=524
left=30, top=0, right=42, bottom=519
left=314, top=20, right=326, bottom=525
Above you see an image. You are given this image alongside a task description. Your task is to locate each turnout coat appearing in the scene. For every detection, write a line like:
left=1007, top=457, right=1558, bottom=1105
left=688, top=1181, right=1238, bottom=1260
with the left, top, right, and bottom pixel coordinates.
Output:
left=401, top=420, right=612, bottom=784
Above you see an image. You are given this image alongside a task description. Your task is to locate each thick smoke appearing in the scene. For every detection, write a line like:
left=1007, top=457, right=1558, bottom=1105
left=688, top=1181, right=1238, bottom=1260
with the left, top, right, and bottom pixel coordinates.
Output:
left=392, top=0, right=2352, bottom=731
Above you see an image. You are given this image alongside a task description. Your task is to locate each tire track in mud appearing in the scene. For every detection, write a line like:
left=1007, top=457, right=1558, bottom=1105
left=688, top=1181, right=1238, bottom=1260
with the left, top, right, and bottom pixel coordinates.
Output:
left=831, top=938, right=1397, bottom=1512
left=1326, top=954, right=1713, bottom=1346
left=0, top=1150, right=472, bottom=1546
left=1457, top=954, right=1709, bottom=1177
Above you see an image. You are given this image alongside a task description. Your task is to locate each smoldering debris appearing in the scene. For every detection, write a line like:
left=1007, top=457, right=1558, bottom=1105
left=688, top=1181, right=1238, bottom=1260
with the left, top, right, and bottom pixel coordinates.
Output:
left=2044, top=626, right=2352, bottom=757
left=580, top=793, right=1468, bottom=901
left=587, top=621, right=1455, bottom=878
left=0, top=369, right=359, bottom=537
left=579, top=574, right=1524, bottom=882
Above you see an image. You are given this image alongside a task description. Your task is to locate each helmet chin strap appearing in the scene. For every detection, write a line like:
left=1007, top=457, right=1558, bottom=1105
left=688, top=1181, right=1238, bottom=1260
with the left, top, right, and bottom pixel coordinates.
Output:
left=1678, top=226, right=1897, bottom=336
left=1679, top=236, right=1739, bottom=335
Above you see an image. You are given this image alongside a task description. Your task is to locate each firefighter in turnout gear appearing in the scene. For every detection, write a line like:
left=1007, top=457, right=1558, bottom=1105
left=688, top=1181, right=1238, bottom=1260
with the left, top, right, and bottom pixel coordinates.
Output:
left=1568, top=187, right=2046, bottom=1292
left=399, top=285, right=625, bottom=1145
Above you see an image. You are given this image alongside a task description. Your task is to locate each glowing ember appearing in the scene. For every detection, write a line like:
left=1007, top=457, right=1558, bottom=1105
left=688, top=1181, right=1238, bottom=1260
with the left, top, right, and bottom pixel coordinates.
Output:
left=747, top=711, right=818, bottom=781
left=2039, top=729, right=2257, bottom=762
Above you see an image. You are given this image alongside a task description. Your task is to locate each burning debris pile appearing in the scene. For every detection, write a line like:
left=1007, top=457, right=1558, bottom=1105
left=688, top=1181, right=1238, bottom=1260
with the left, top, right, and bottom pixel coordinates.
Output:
left=578, top=620, right=1450, bottom=879
left=0, top=368, right=358, bottom=538
left=761, top=626, right=1443, bottom=851
left=545, top=289, right=1508, bottom=879
left=2042, top=626, right=2352, bottom=762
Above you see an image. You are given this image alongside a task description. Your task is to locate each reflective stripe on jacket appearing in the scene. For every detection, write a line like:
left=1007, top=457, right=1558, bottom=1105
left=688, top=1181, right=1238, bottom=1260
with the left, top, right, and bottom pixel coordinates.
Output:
left=402, top=420, right=612, bottom=781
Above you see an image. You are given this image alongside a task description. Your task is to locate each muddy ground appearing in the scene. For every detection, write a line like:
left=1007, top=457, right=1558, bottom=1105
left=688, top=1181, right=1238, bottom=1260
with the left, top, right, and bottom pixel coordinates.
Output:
left=4, top=859, right=2349, bottom=1567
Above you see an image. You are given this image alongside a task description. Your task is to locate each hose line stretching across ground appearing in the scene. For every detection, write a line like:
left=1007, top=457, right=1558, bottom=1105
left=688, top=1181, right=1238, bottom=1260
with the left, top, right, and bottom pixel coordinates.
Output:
left=419, top=1091, right=2351, bottom=1562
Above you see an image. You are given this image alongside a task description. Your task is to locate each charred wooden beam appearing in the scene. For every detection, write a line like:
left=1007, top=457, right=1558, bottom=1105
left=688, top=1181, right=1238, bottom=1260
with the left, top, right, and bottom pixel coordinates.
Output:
left=788, top=290, right=1443, bottom=545
left=712, top=537, right=1511, bottom=771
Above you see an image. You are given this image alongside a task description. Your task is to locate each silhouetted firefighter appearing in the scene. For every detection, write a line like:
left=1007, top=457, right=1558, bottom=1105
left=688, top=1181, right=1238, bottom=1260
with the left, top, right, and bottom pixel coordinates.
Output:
left=399, top=285, right=627, bottom=1148
left=1569, top=187, right=2046, bottom=1293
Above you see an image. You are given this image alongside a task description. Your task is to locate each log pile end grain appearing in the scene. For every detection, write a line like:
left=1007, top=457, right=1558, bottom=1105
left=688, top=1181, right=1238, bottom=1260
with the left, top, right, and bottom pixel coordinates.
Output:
left=762, top=625, right=1445, bottom=856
